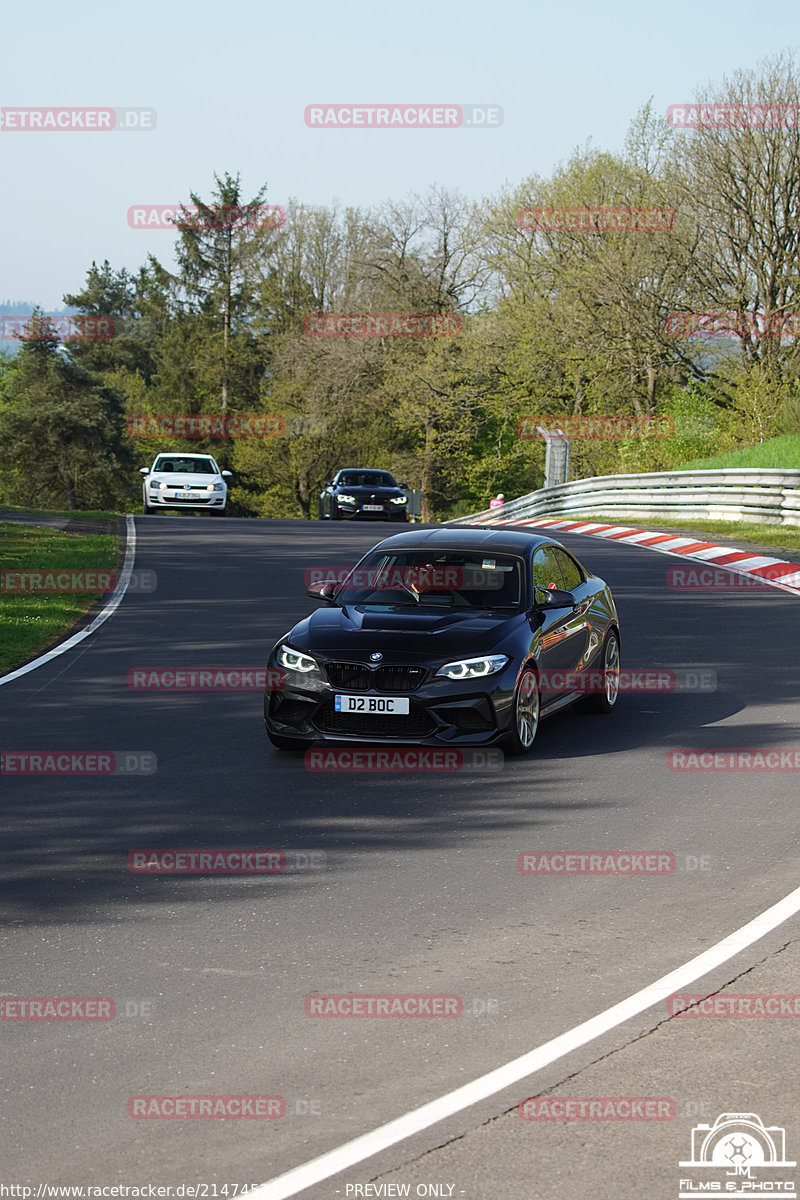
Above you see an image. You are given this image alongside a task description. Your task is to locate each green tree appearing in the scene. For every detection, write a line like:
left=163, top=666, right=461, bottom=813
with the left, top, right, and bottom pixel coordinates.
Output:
left=0, top=314, right=133, bottom=510
left=173, top=171, right=276, bottom=411
left=672, top=51, right=800, bottom=378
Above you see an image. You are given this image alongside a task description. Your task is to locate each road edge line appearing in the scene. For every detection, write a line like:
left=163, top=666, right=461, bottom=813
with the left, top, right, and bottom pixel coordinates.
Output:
left=0, top=514, right=136, bottom=687
left=249, top=885, right=800, bottom=1199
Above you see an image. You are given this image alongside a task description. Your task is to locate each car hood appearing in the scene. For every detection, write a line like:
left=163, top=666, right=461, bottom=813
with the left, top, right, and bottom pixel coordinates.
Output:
left=285, top=604, right=525, bottom=659
left=150, top=472, right=223, bottom=486
left=334, top=486, right=405, bottom=497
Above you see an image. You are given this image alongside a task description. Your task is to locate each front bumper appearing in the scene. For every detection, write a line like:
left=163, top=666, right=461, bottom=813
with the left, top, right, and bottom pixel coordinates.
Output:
left=336, top=504, right=408, bottom=521
left=147, top=491, right=226, bottom=510
left=264, top=656, right=519, bottom=746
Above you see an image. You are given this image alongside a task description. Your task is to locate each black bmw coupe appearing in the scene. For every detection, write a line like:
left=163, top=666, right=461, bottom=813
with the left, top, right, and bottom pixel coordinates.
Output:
left=264, top=527, right=620, bottom=755
left=319, top=468, right=410, bottom=522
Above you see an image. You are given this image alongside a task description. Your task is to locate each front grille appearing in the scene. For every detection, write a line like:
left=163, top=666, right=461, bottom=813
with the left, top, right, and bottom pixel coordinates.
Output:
left=325, top=663, right=426, bottom=692
left=316, top=703, right=436, bottom=739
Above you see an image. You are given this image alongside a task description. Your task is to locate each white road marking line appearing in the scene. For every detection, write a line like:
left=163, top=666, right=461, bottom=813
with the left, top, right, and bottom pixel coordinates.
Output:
left=0, top=514, right=136, bottom=687
left=249, top=883, right=800, bottom=1200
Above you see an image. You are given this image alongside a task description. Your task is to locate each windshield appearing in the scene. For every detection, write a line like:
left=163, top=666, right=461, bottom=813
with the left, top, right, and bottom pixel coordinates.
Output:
left=153, top=456, right=218, bottom=475
left=335, top=550, right=525, bottom=611
left=337, top=471, right=397, bottom=488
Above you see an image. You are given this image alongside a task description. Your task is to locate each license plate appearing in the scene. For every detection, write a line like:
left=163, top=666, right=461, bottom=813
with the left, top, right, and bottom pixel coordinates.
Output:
left=362, top=504, right=384, bottom=511
left=174, top=491, right=194, bottom=499
left=334, top=694, right=410, bottom=714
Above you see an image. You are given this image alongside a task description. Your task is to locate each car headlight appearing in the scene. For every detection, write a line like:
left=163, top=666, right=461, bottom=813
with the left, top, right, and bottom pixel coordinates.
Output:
left=390, top=496, right=407, bottom=505
left=277, top=644, right=320, bottom=674
left=435, top=655, right=510, bottom=680
left=149, top=480, right=161, bottom=490
left=206, top=481, right=225, bottom=491
left=336, top=494, right=357, bottom=505
left=157, top=481, right=171, bottom=490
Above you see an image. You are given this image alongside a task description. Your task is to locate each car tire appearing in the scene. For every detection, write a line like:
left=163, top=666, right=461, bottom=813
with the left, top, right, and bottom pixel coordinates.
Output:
left=142, top=494, right=155, bottom=515
left=504, top=665, right=540, bottom=755
left=576, top=629, right=620, bottom=714
left=267, top=730, right=313, bottom=752
left=330, top=507, right=340, bottom=521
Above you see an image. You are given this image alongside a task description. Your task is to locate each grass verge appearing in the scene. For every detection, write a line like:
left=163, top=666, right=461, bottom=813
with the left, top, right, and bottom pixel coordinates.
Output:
left=677, top=434, right=800, bottom=471
left=0, top=521, right=122, bottom=675
left=0, top=506, right=123, bottom=520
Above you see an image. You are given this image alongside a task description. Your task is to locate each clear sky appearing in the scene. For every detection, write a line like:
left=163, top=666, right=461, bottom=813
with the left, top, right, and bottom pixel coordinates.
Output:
left=1, top=0, right=797, bottom=310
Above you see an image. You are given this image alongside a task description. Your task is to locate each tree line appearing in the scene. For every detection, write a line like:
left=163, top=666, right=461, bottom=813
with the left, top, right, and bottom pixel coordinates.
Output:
left=2, top=53, right=800, bottom=516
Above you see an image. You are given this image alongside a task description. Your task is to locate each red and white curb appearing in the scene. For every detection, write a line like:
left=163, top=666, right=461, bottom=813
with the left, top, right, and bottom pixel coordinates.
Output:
left=476, top=516, right=800, bottom=596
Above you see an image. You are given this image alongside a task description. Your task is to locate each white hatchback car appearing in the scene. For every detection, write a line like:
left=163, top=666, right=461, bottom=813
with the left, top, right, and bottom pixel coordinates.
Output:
left=140, top=453, right=232, bottom=515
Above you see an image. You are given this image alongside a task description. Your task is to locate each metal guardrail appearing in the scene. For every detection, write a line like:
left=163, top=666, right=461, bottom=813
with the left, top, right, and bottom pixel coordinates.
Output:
left=451, top=468, right=800, bottom=528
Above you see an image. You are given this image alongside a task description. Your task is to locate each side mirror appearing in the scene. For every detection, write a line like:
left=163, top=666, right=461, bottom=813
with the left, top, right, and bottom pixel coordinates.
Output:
left=139, top=467, right=150, bottom=475
left=324, top=480, right=333, bottom=487
left=533, top=585, right=575, bottom=610
left=399, top=482, right=409, bottom=489
left=306, top=581, right=338, bottom=604
left=221, top=470, right=232, bottom=477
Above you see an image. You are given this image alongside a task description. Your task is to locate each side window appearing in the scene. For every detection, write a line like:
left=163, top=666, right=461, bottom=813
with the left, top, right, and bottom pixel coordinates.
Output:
left=552, top=548, right=584, bottom=591
left=531, top=546, right=565, bottom=593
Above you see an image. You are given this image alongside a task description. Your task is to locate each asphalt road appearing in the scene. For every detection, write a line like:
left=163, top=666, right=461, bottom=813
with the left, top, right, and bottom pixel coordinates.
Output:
left=2, top=516, right=800, bottom=1198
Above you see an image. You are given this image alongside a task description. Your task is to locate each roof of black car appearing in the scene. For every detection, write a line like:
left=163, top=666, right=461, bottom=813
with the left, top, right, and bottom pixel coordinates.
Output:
left=335, top=468, right=394, bottom=475
left=370, top=526, right=557, bottom=554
